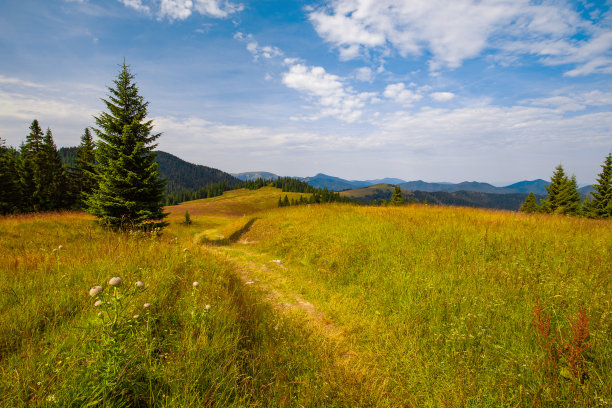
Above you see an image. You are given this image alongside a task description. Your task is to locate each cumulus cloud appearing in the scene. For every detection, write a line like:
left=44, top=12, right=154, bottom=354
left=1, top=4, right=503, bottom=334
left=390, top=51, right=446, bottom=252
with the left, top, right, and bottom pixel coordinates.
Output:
left=430, top=92, right=455, bottom=102
left=383, top=83, right=422, bottom=105
left=119, top=0, right=150, bottom=13
left=234, top=32, right=283, bottom=60
left=309, top=0, right=611, bottom=75
left=281, top=60, right=378, bottom=122
left=117, top=0, right=243, bottom=20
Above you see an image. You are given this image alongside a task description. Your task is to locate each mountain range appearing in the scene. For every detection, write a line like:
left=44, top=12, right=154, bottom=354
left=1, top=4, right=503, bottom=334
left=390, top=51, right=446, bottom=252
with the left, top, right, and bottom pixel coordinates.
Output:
left=339, top=184, right=546, bottom=211
left=58, top=148, right=595, bottom=209
left=234, top=171, right=593, bottom=196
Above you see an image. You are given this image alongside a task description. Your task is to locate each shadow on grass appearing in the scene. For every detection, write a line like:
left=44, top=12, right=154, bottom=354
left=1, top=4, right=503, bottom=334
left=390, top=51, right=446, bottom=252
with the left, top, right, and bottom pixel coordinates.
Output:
left=198, top=217, right=259, bottom=246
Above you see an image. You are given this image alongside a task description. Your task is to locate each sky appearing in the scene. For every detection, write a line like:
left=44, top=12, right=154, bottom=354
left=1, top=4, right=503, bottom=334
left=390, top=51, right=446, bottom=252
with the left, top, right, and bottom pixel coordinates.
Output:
left=0, top=0, right=611, bottom=185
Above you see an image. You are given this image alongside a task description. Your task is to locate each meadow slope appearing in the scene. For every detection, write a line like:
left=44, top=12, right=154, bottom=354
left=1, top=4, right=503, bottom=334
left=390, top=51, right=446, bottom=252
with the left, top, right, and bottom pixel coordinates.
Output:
left=1, top=187, right=610, bottom=407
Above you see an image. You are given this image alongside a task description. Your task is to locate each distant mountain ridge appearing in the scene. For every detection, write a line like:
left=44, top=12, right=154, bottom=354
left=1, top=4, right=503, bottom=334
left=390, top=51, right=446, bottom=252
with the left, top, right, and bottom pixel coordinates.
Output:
left=340, top=184, right=547, bottom=211
left=232, top=171, right=279, bottom=181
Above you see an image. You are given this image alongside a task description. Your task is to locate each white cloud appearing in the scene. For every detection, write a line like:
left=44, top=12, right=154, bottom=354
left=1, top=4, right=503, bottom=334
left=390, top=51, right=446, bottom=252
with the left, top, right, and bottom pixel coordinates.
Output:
left=0, top=75, right=47, bottom=89
left=521, top=90, right=612, bottom=112
left=430, top=92, right=455, bottom=102
left=235, top=32, right=283, bottom=60
left=309, top=0, right=610, bottom=75
left=383, top=83, right=422, bottom=105
left=281, top=61, right=378, bottom=122
left=354, top=67, right=374, bottom=82
left=119, top=0, right=150, bottom=13
left=117, top=0, right=242, bottom=20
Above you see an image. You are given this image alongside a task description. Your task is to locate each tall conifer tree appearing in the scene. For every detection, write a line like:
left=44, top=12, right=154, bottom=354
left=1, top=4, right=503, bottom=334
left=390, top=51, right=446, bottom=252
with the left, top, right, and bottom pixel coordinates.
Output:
left=86, top=62, right=167, bottom=229
left=20, top=119, right=45, bottom=211
left=38, top=128, right=70, bottom=210
left=0, top=138, right=22, bottom=214
left=557, top=174, right=581, bottom=215
left=520, top=192, right=540, bottom=213
left=74, top=127, right=97, bottom=207
left=586, top=153, right=612, bottom=218
left=390, top=185, right=404, bottom=205
left=541, top=164, right=566, bottom=214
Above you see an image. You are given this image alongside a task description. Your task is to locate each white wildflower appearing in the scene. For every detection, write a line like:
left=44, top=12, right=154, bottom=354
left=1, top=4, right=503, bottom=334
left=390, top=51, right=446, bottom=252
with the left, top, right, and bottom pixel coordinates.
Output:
left=58, top=245, right=63, bottom=250
left=205, top=304, right=211, bottom=310
left=143, top=303, right=151, bottom=309
left=133, top=314, right=139, bottom=319
left=89, top=286, right=103, bottom=297
left=94, top=300, right=103, bottom=307
left=192, top=281, right=199, bottom=288
left=135, top=281, right=145, bottom=289
left=109, top=277, right=122, bottom=287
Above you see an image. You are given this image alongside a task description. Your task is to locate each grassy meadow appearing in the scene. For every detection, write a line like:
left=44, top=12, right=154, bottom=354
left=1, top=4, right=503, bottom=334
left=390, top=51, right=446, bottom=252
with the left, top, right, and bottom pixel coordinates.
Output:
left=1, top=187, right=610, bottom=407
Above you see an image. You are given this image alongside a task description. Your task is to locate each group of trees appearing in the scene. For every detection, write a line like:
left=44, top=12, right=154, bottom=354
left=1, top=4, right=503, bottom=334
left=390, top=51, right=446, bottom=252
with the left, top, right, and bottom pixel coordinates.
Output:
left=520, top=154, right=611, bottom=218
left=0, top=123, right=96, bottom=214
left=269, top=176, right=352, bottom=206
left=1, top=63, right=168, bottom=230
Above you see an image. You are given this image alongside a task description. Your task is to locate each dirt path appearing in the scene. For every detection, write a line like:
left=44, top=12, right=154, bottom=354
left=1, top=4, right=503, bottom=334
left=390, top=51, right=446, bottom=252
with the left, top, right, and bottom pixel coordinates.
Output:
left=196, top=237, right=410, bottom=406
left=203, top=242, right=348, bottom=342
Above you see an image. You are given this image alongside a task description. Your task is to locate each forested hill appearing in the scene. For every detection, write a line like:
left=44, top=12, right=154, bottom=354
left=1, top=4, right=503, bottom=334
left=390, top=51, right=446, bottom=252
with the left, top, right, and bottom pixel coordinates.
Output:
left=58, top=148, right=241, bottom=193
left=154, top=151, right=241, bottom=193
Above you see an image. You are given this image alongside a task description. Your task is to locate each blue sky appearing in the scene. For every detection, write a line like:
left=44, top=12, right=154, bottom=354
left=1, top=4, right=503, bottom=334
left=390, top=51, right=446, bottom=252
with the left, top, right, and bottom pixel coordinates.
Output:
left=0, top=0, right=611, bottom=185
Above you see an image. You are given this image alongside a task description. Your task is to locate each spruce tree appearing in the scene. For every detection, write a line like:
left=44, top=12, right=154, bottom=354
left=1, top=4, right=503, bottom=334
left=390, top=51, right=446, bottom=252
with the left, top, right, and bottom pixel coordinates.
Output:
left=520, top=192, right=540, bottom=213
left=557, top=174, right=581, bottom=215
left=19, top=119, right=45, bottom=211
left=74, top=127, right=97, bottom=207
left=541, top=164, right=566, bottom=214
left=0, top=138, right=22, bottom=214
left=390, top=185, right=404, bottom=205
left=86, top=62, right=167, bottom=230
left=586, top=153, right=612, bottom=218
left=38, top=128, right=70, bottom=210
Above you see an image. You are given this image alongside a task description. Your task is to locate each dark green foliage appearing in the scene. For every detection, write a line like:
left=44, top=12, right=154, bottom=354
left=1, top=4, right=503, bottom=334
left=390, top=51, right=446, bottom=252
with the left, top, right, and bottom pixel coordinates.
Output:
left=155, top=151, right=241, bottom=193
left=541, top=165, right=581, bottom=215
left=541, top=165, right=566, bottom=214
left=270, top=177, right=352, bottom=205
left=19, top=119, right=45, bottom=211
left=557, top=174, right=581, bottom=215
left=164, top=181, right=235, bottom=205
left=58, top=146, right=77, bottom=168
left=0, top=138, right=22, bottom=214
left=38, top=128, right=71, bottom=211
left=86, top=63, right=167, bottom=230
left=390, top=185, right=404, bottom=205
left=520, top=192, right=541, bottom=213
left=585, top=153, right=612, bottom=218
left=183, top=210, right=192, bottom=225
left=73, top=128, right=97, bottom=207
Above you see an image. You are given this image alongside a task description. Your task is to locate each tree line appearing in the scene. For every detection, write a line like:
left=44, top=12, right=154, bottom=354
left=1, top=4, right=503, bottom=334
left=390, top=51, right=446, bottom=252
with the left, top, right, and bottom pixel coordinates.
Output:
left=520, top=156, right=611, bottom=218
left=0, top=122, right=94, bottom=214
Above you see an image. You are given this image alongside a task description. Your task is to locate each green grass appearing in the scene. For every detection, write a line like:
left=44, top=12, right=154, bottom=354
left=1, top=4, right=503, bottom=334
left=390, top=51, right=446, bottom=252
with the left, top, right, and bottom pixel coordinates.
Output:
left=0, top=210, right=363, bottom=407
left=236, top=204, right=612, bottom=407
left=1, top=189, right=610, bottom=407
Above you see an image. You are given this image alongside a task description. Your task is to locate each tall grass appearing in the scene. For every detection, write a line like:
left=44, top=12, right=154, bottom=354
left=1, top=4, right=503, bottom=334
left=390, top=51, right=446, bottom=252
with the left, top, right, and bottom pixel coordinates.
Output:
left=238, top=204, right=611, bottom=406
left=2, top=190, right=610, bottom=407
left=0, top=210, right=364, bottom=407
